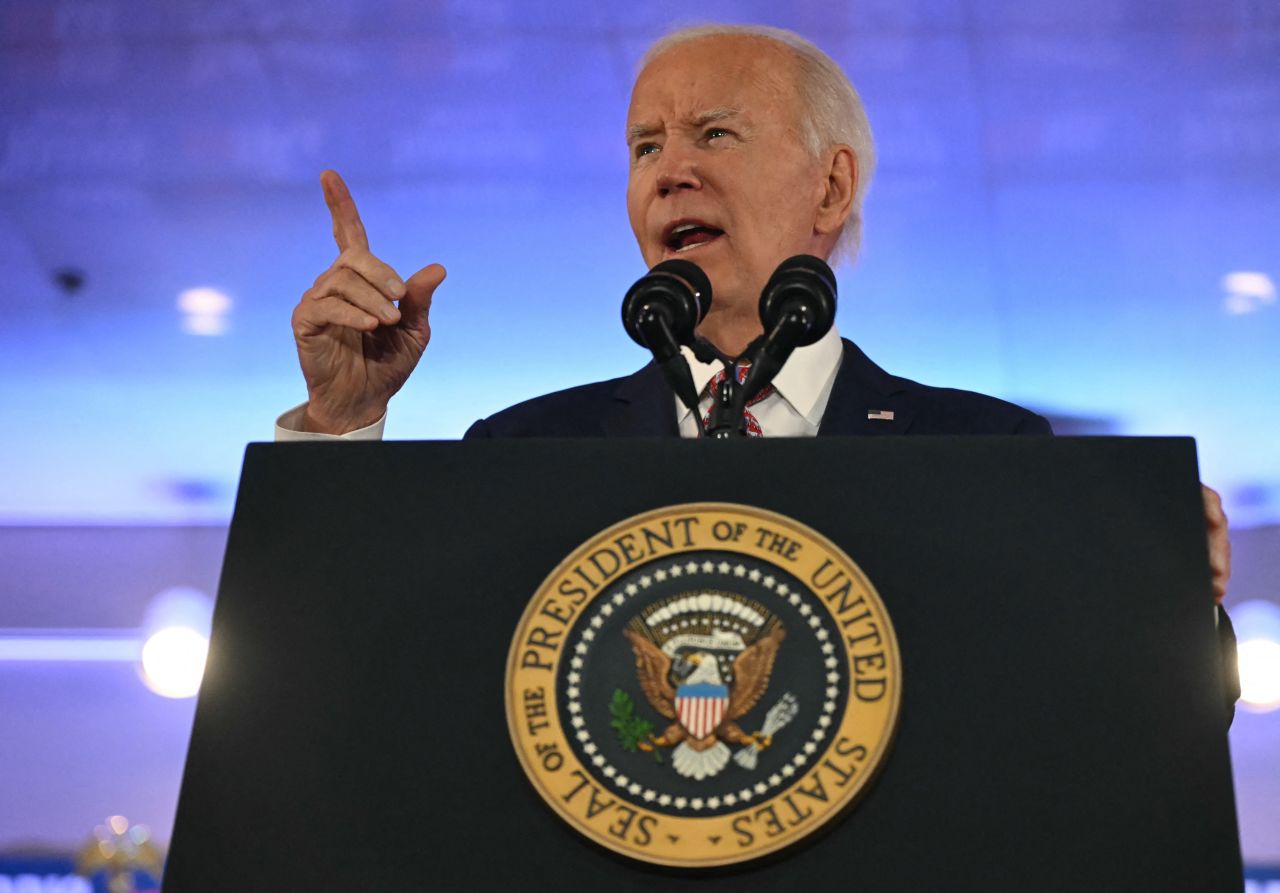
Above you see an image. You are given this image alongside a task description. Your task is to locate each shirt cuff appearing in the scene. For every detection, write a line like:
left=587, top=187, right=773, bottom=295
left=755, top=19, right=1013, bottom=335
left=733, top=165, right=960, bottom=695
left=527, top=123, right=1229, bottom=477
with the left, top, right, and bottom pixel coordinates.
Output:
left=274, top=403, right=386, bottom=442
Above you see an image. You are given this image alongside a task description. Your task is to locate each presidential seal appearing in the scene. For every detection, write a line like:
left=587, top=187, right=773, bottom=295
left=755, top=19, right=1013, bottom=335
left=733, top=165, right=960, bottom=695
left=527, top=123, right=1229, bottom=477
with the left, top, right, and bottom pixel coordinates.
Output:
left=505, top=503, right=901, bottom=868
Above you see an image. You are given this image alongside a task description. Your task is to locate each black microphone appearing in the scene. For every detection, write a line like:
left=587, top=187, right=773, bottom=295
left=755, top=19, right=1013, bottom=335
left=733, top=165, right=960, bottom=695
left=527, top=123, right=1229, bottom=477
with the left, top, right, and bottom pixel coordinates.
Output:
left=621, top=260, right=712, bottom=412
left=737, top=254, right=837, bottom=405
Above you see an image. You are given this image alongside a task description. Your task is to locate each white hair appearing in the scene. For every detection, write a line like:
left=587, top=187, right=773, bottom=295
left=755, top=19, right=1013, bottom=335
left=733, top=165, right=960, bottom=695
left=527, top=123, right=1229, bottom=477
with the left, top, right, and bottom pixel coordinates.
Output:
left=640, top=24, right=876, bottom=265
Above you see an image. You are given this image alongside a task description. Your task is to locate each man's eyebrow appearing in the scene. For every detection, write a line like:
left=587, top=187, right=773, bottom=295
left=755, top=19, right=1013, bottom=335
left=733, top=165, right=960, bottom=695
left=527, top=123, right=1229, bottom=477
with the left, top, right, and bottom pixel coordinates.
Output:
left=691, top=106, right=742, bottom=127
left=626, top=122, right=661, bottom=144
left=625, top=106, right=744, bottom=144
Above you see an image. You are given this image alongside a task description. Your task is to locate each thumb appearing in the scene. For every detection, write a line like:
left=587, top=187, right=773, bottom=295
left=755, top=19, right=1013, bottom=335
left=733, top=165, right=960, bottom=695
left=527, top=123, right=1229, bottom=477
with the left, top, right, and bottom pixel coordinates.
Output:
left=400, top=263, right=447, bottom=344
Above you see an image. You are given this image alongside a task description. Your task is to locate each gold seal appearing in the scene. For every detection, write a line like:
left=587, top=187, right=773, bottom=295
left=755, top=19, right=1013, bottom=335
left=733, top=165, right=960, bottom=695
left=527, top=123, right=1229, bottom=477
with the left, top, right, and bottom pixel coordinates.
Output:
left=505, top=503, right=902, bottom=868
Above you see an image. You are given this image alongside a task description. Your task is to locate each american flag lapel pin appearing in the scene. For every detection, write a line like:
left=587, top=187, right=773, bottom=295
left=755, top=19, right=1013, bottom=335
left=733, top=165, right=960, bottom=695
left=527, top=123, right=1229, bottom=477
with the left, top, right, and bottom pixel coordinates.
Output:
left=867, top=409, right=895, bottom=421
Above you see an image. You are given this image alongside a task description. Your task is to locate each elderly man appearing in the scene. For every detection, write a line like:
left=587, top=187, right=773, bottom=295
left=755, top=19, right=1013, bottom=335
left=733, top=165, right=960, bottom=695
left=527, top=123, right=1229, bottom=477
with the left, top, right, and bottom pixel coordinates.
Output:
left=277, top=25, right=1234, bottom=682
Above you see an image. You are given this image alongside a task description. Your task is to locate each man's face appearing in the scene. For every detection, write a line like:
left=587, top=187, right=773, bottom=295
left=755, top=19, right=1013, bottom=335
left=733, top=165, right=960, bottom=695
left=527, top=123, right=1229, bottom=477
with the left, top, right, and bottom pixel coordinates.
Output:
left=626, top=36, right=833, bottom=344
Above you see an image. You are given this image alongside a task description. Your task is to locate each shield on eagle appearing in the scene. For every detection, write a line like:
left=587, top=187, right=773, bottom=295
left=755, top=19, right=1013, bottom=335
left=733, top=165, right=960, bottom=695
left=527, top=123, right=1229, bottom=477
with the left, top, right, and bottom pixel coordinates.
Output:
left=674, top=681, right=729, bottom=740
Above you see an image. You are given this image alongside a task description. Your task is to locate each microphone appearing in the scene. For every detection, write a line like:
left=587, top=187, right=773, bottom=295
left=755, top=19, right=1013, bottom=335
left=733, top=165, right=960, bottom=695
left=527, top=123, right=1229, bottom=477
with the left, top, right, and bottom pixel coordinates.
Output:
left=737, top=255, right=837, bottom=405
left=622, top=259, right=712, bottom=350
left=621, top=260, right=712, bottom=412
left=758, top=254, right=837, bottom=343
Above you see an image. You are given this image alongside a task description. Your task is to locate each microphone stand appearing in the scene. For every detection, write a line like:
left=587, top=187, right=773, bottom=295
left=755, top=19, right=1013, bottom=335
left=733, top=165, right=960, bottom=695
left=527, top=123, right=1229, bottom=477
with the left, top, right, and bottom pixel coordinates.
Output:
left=703, top=365, right=747, bottom=438
left=699, top=338, right=762, bottom=439
left=622, top=258, right=714, bottom=421
left=635, top=308, right=701, bottom=415
left=680, top=255, right=836, bottom=439
left=633, top=324, right=746, bottom=439
left=702, top=304, right=813, bottom=438
left=731, top=312, right=807, bottom=418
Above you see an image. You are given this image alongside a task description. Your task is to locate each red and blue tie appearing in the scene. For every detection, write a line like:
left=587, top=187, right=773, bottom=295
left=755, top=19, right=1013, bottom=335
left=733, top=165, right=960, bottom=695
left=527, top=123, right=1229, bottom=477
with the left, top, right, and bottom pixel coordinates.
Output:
left=701, top=366, right=776, bottom=437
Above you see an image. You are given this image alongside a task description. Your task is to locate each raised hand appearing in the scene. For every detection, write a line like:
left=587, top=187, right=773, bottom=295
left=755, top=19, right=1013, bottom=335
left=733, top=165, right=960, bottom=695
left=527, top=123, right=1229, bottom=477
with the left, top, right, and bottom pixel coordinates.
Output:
left=290, top=170, right=446, bottom=434
left=1201, top=484, right=1231, bottom=603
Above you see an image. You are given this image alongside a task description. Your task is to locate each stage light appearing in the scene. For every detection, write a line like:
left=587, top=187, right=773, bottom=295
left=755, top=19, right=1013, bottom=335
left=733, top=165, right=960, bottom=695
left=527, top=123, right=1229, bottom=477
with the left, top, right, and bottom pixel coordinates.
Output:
left=140, top=626, right=208, bottom=698
left=1221, top=271, right=1276, bottom=316
left=138, top=587, right=214, bottom=699
left=178, top=286, right=232, bottom=335
left=1238, top=639, right=1280, bottom=713
left=177, top=286, right=232, bottom=316
left=1232, top=599, right=1280, bottom=714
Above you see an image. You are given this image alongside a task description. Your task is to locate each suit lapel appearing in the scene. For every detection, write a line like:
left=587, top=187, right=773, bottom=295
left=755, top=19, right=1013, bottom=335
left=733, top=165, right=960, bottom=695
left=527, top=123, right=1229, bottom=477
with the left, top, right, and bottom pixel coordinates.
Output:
left=603, top=362, right=681, bottom=437
left=818, top=339, right=917, bottom=437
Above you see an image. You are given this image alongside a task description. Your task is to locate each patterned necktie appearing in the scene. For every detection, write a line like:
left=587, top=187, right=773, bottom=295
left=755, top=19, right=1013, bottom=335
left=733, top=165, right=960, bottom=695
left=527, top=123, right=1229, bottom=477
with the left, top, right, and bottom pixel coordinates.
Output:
left=701, top=366, right=776, bottom=437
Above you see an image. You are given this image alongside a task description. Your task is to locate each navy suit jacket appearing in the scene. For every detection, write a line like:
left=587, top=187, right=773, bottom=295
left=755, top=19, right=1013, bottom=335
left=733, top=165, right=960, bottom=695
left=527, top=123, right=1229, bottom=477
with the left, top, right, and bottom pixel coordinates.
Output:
left=463, top=337, right=1240, bottom=719
left=464, top=338, right=1051, bottom=439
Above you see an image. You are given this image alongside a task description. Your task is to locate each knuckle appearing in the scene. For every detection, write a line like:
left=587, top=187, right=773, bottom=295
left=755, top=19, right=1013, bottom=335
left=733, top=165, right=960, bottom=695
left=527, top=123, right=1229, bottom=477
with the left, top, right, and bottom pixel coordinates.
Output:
left=311, top=266, right=346, bottom=292
left=291, top=302, right=318, bottom=334
left=338, top=246, right=371, bottom=268
left=323, top=268, right=356, bottom=291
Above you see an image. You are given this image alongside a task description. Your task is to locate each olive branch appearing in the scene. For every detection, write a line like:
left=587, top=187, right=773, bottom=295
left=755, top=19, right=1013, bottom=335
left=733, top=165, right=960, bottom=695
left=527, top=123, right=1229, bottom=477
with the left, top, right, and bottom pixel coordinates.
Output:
left=609, top=689, right=663, bottom=763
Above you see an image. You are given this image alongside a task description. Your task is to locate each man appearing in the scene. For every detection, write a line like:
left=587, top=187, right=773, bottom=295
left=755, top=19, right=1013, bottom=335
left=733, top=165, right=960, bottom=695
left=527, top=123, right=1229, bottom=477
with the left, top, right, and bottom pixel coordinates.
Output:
left=281, top=25, right=1040, bottom=441
left=277, top=25, right=1235, bottom=700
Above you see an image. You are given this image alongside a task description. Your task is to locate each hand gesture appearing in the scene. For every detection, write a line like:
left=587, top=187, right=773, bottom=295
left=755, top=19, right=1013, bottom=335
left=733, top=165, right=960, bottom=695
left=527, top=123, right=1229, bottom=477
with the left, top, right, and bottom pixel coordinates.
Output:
left=290, top=170, right=446, bottom=434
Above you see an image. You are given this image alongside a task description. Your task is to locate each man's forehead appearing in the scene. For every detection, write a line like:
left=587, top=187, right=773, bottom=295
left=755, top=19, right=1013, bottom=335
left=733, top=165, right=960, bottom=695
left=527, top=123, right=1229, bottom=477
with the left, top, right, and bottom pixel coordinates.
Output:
left=626, top=37, right=797, bottom=133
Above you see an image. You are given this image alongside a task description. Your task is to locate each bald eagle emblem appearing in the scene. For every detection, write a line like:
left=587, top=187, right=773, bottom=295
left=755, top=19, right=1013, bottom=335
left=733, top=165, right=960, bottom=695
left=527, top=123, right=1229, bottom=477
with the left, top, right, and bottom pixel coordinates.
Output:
left=622, top=592, right=796, bottom=780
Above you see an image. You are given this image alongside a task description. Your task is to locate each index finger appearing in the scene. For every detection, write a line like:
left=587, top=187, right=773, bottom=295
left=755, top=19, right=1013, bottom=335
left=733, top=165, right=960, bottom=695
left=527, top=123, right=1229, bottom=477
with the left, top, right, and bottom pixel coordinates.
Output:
left=320, top=169, right=369, bottom=253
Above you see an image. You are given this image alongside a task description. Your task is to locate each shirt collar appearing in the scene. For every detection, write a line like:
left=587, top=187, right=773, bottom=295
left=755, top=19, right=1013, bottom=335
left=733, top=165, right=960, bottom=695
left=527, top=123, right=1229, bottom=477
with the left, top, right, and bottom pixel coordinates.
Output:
left=677, top=324, right=844, bottom=426
left=770, top=323, right=843, bottom=424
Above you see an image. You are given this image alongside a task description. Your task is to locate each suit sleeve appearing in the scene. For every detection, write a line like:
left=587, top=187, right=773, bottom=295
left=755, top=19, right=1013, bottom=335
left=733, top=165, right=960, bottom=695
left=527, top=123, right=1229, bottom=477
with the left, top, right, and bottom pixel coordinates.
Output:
left=1013, top=412, right=1053, bottom=436
left=1217, top=605, right=1241, bottom=726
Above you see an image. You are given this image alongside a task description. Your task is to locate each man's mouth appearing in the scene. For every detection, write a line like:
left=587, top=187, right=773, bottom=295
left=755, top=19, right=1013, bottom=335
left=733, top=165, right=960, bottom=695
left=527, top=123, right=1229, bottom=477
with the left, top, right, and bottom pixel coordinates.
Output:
left=663, top=221, right=726, bottom=254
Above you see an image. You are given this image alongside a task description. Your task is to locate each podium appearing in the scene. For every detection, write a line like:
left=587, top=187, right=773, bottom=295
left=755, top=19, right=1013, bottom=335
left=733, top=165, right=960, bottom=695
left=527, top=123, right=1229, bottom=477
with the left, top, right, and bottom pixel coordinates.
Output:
left=165, top=436, right=1241, bottom=890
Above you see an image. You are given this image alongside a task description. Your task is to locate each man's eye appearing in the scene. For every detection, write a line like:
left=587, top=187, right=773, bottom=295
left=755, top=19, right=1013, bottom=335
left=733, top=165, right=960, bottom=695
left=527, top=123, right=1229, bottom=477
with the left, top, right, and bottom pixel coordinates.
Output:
left=706, top=127, right=730, bottom=140
left=635, top=143, right=659, bottom=158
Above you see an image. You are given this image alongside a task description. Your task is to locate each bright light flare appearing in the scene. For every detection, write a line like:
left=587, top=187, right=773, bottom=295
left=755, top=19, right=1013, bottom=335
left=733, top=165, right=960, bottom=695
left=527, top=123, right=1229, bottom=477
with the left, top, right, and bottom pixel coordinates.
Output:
left=178, top=286, right=233, bottom=336
left=1238, top=638, right=1280, bottom=713
left=139, top=626, right=209, bottom=698
left=177, top=287, right=233, bottom=316
left=1222, top=271, right=1276, bottom=315
left=1232, top=599, right=1280, bottom=714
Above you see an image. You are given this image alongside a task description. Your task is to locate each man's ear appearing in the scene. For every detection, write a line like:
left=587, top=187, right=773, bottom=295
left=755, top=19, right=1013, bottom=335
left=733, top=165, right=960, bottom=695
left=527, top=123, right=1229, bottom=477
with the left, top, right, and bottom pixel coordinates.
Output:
left=814, top=146, right=857, bottom=236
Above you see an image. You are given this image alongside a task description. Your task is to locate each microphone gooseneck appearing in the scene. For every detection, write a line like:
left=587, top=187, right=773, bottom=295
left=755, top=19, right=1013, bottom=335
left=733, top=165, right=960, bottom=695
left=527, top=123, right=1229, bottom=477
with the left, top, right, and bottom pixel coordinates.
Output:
left=736, top=254, right=837, bottom=409
left=621, top=260, right=713, bottom=413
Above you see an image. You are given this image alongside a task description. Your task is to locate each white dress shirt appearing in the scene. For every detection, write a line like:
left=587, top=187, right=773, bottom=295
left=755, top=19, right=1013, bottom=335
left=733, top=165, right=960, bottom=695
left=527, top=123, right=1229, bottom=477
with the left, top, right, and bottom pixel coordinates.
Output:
left=275, top=325, right=844, bottom=441
left=275, top=403, right=386, bottom=441
left=677, top=325, right=843, bottom=438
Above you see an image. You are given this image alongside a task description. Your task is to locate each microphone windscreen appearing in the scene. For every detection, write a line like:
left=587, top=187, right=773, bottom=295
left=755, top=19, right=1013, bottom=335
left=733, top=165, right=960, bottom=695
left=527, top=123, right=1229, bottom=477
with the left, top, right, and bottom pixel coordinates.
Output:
left=648, top=259, right=712, bottom=324
left=621, top=259, right=713, bottom=347
left=758, top=254, right=837, bottom=345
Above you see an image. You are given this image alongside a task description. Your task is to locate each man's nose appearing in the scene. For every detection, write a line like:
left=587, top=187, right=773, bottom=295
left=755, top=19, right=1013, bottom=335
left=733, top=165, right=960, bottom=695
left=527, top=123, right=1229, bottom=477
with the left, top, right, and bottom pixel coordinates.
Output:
left=655, top=144, right=702, bottom=197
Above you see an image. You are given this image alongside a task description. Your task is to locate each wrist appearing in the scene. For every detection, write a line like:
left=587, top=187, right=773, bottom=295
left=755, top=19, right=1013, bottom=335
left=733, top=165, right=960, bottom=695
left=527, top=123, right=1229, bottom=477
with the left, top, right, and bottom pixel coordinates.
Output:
left=302, top=403, right=385, bottom=435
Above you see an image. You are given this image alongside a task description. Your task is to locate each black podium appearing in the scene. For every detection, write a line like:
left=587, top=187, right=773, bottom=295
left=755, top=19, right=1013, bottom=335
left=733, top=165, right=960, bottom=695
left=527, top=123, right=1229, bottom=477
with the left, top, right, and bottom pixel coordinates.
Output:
left=166, top=436, right=1241, bottom=890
